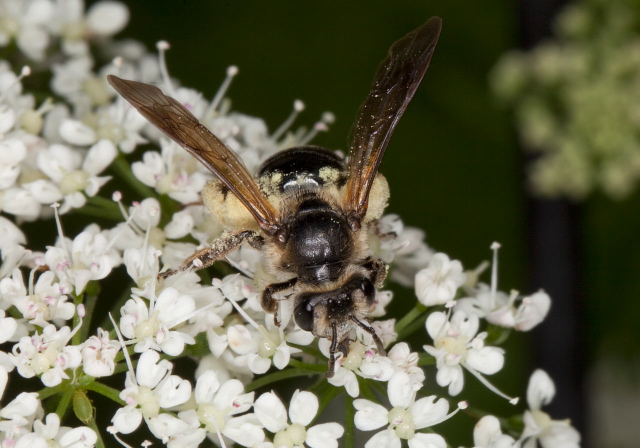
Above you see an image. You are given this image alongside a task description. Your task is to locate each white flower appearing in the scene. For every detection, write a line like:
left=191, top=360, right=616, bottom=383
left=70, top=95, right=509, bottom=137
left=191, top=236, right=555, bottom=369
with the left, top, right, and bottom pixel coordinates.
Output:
left=25, top=413, right=97, bottom=448
left=81, top=328, right=119, bottom=377
left=45, top=223, right=122, bottom=295
left=10, top=324, right=82, bottom=386
left=1, top=268, right=74, bottom=327
left=415, top=253, right=466, bottom=306
left=520, top=370, right=580, bottom=448
left=0, top=138, right=27, bottom=189
left=0, top=0, right=53, bottom=61
left=37, top=139, right=116, bottom=213
left=181, top=369, right=263, bottom=447
left=119, top=288, right=196, bottom=356
left=455, top=244, right=550, bottom=332
left=132, top=138, right=212, bottom=204
left=354, top=372, right=450, bottom=448
left=474, top=415, right=518, bottom=448
left=424, top=311, right=504, bottom=396
left=111, top=350, right=191, bottom=434
left=254, top=390, right=343, bottom=448
left=0, top=369, right=41, bottom=443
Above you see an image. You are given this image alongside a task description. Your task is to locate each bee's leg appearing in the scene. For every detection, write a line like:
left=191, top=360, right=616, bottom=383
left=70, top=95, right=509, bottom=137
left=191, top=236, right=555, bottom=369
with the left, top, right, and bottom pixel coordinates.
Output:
left=351, top=315, right=386, bottom=356
left=326, top=323, right=339, bottom=378
left=261, top=277, right=298, bottom=327
left=361, top=256, right=388, bottom=288
left=159, top=230, right=263, bottom=279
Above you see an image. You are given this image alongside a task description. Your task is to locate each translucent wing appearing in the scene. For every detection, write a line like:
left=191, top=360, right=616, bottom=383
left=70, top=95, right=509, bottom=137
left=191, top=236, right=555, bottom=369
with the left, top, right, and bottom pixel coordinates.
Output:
left=107, top=75, right=281, bottom=235
left=344, top=17, right=442, bottom=225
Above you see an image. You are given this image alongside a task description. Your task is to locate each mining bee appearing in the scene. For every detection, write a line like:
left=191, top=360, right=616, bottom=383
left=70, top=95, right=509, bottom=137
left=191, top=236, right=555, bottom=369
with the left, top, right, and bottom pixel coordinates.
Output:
left=108, top=16, right=442, bottom=377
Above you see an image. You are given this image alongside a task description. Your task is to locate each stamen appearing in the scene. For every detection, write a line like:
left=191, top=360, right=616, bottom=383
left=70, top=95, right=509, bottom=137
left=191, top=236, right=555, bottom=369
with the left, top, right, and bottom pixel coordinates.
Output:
left=490, top=242, right=501, bottom=302
left=425, top=400, right=469, bottom=427
left=224, top=255, right=254, bottom=278
left=51, top=203, right=71, bottom=261
left=109, top=312, right=137, bottom=386
left=299, top=121, right=328, bottom=145
left=35, top=97, right=54, bottom=115
left=206, top=65, right=239, bottom=117
left=218, top=278, right=260, bottom=330
left=0, top=65, right=30, bottom=103
left=464, top=363, right=519, bottom=404
left=165, top=301, right=218, bottom=329
left=108, top=429, right=134, bottom=448
left=156, top=41, right=176, bottom=97
left=272, top=99, right=305, bottom=141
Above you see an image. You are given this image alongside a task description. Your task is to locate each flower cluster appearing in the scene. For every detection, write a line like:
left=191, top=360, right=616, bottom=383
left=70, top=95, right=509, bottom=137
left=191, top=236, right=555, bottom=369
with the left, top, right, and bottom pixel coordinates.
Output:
left=491, top=0, right=640, bottom=200
left=0, top=1, right=580, bottom=447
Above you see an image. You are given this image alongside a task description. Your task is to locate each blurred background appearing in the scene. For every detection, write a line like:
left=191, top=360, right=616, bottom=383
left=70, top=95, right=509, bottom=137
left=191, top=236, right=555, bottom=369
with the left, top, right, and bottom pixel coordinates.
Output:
left=91, top=1, right=640, bottom=446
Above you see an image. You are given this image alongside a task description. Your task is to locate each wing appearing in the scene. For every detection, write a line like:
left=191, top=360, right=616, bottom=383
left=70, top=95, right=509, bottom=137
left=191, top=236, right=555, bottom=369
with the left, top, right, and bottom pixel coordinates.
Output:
left=344, top=17, right=442, bottom=226
left=107, top=75, right=281, bottom=235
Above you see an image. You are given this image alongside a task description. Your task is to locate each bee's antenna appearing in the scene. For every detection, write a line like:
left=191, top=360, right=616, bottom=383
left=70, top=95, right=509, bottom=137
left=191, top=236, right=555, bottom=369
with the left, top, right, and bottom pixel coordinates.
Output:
left=350, top=316, right=386, bottom=357
left=326, top=324, right=339, bottom=378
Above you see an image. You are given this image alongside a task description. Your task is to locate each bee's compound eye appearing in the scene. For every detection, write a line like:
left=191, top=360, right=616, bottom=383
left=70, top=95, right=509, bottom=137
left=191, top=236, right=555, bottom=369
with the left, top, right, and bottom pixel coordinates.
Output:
left=360, top=277, right=376, bottom=306
left=294, top=294, right=315, bottom=332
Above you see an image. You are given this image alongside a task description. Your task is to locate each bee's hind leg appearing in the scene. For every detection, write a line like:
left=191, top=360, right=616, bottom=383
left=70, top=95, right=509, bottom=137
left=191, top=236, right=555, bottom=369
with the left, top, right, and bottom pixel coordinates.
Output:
left=159, top=230, right=263, bottom=279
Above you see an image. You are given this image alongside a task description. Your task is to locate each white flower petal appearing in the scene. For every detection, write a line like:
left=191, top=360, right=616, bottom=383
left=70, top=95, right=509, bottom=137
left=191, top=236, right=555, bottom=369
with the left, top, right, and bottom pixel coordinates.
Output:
left=466, top=347, right=504, bottom=375
left=86, top=1, right=129, bottom=36
left=254, top=391, right=288, bottom=433
left=306, top=422, right=344, bottom=448
left=59, top=119, right=96, bottom=146
left=527, top=369, right=555, bottom=410
left=111, top=406, right=142, bottom=434
left=408, top=432, right=447, bottom=448
left=388, top=371, right=413, bottom=409
left=289, top=390, right=318, bottom=426
left=353, top=399, right=388, bottom=431
left=364, top=429, right=401, bottom=448
left=411, top=396, right=449, bottom=429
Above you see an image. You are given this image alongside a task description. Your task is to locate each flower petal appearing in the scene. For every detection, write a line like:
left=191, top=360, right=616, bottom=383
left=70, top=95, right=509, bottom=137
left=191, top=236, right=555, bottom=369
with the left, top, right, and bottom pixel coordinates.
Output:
left=306, top=422, right=344, bottom=448
left=289, top=390, right=318, bottom=426
left=254, top=391, right=288, bottom=433
left=353, top=399, right=388, bottom=431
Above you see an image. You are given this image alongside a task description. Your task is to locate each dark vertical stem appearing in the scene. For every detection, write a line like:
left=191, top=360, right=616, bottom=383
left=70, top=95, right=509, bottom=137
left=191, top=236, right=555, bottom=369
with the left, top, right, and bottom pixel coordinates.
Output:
left=518, top=0, right=588, bottom=443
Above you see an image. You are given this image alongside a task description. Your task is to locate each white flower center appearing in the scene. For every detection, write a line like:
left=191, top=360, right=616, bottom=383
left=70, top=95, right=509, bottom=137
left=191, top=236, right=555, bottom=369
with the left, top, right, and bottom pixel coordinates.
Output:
left=133, top=312, right=160, bottom=340
left=197, top=404, right=227, bottom=432
left=135, top=386, right=160, bottom=418
left=435, top=335, right=468, bottom=365
left=273, top=424, right=307, bottom=447
left=388, top=406, right=415, bottom=440
left=343, top=341, right=366, bottom=371
left=530, top=409, right=552, bottom=432
left=60, top=170, right=90, bottom=194
left=257, top=326, right=280, bottom=358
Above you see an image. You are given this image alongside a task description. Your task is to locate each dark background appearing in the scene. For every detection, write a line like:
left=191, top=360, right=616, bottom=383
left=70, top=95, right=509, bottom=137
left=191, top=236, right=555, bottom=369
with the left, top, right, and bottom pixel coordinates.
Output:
left=84, top=1, right=640, bottom=446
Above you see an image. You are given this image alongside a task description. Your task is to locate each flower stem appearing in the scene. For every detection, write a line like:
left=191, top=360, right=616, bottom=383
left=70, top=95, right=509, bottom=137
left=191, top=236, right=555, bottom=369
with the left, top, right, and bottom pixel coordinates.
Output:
left=288, top=359, right=327, bottom=372
left=86, top=414, right=106, bottom=448
left=84, top=381, right=126, bottom=405
left=74, top=203, right=123, bottom=222
left=397, top=311, right=429, bottom=340
left=245, top=367, right=317, bottom=393
left=55, top=387, right=75, bottom=420
left=344, top=393, right=355, bottom=448
left=395, top=303, right=426, bottom=334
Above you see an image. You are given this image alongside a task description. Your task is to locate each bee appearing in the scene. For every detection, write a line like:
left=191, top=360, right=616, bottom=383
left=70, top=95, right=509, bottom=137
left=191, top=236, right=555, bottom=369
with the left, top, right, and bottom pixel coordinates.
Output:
left=107, top=16, right=442, bottom=378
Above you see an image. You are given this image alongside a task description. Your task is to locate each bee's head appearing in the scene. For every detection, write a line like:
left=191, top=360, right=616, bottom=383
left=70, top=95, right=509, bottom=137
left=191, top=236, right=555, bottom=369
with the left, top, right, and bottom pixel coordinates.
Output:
left=293, top=274, right=375, bottom=333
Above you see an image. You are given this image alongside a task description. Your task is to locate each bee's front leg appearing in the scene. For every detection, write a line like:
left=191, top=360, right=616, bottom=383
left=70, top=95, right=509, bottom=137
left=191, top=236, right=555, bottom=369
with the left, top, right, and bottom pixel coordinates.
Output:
left=159, top=230, right=263, bottom=279
left=261, top=277, right=298, bottom=327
